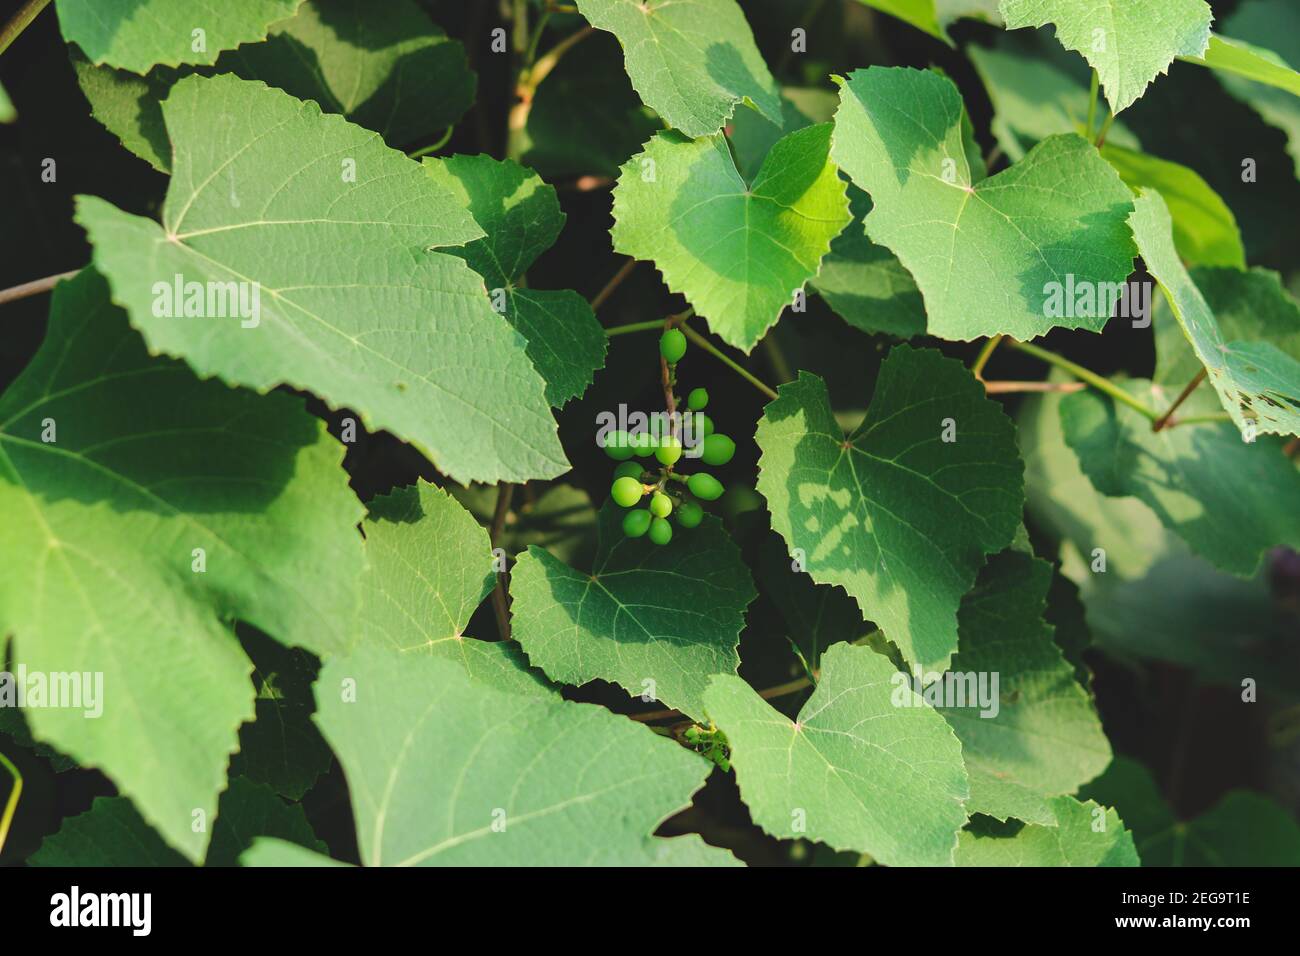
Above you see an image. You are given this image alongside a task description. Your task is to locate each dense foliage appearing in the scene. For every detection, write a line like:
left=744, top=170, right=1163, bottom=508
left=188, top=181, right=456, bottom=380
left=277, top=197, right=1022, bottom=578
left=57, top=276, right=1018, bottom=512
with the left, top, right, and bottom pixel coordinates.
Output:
left=1, top=0, right=1299, bottom=868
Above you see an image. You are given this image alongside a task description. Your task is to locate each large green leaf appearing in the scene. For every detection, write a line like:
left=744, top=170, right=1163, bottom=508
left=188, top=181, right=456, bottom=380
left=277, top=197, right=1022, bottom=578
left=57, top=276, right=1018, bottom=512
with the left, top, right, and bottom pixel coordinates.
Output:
left=1020, top=387, right=1300, bottom=690
left=853, top=1, right=948, bottom=42
left=831, top=67, right=1136, bottom=341
left=1101, top=145, right=1244, bottom=268
left=358, top=481, right=555, bottom=699
left=755, top=346, right=1023, bottom=671
left=424, top=154, right=606, bottom=406
left=572, top=0, right=780, bottom=137
left=955, top=796, right=1139, bottom=866
left=0, top=270, right=364, bottom=861
left=938, top=552, right=1111, bottom=825
left=76, top=0, right=476, bottom=172
left=510, top=504, right=755, bottom=720
left=612, top=124, right=851, bottom=352
left=78, top=73, right=566, bottom=484
left=999, top=0, right=1213, bottom=113
left=314, top=647, right=740, bottom=865
left=55, top=0, right=303, bottom=73
left=1082, top=756, right=1300, bottom=865
left=1131, top=189, right=1300, bottom=437
left=968, top=42, right=1140, bottom=163
left=1060, top=379, right=1300, bottom=576
left=704, top=643, right=969, bottom=866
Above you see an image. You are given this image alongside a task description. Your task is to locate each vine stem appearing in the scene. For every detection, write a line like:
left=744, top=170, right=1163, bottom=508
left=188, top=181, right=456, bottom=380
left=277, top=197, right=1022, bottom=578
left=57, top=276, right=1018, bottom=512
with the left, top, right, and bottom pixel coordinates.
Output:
left=406, top=126, right=454, bottom=159
left=1152, top=367, right=1207, bottom=431
left=0, top=750, right=21, bottom=857
left=1006, top=339, right=1159, bottom=420
left=605, top=318, right=664, bottom=336
left=506, top=24, right=595, bottom=157
left=983, top=380, right=1085, bottom=394
left=0, top=269, right=79, bottom=307
left=679, top=322, right=779, bottom=401
left=0, top=0, right=49, bottom=58
left=970, top=334, right=1003, bottom=379
left=590, top=258, right=637, bottom=311
left=490, top=484, right=515, bottom=642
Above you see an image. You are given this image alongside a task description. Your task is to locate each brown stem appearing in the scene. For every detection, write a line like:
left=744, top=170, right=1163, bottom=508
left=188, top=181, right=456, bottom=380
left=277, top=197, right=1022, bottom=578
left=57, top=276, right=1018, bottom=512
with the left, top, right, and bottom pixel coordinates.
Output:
left=490, top=484, right=516, bottom=642
left=0, top=269, right=79, bottom=307
left=982, top=380, right=1087, bottom=394
left=590, top=258, right=636, bottom=312
left=1152, top=368, right=1207, bottom=431
left=0, top=0, right=50, bottom=58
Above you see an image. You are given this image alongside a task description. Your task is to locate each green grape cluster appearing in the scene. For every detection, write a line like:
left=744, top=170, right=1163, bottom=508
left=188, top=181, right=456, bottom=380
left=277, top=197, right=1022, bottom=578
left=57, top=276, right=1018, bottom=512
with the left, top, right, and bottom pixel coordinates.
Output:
left=600, top=328, right=738, bottom=544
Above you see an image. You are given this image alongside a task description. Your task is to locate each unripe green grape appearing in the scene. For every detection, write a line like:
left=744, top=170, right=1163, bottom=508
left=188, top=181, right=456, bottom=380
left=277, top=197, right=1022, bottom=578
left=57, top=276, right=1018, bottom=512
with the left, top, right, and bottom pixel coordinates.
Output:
left=699, top=413, right=714, bottom=437
left=648, top=516, right=673, bottom=545
left=650, top=492, right=673, bottom=518
left=622, top=508, right=652, bottom=538
left=701, top=433, right=735, bottom=466
left=660, top=328, right=687, bottom=363
left=631, top=431, right=656, bottom=458
left=613, top=461, right=643, bottom=481
left=603, top=429, right=634, bottom=460
left=611, top=476, right=645, bottom=507
left=687, top=472, right=724, bottom=501
left=687, top=387, right=709, bottom=411
left=676, top=499, right=704, bottom=528
left=655, top=434, right=683, bottom=466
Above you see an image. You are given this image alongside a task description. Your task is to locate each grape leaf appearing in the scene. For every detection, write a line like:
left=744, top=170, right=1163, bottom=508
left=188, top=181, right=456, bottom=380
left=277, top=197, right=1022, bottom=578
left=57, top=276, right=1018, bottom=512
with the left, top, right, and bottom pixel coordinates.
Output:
left=756, top=532, right=870, bottom=679
left=75, top=0, right=477, bottom=172
left=54, top=0, right=303, bottom=74
left=704, top=643, right=969, bottom=866
left=938, top=552, right=1111, bottom=825
left=572, top=0, right=781, bottom=138
left=612, top=123, right=851, bottom=352
left=1082, top=756, right=1300, bottom=866
left=0, top=269, right=364, bottom=861
left=1194, top=2, right=1300, bottom=177
left=424, top=154, right=606, bottom=406
left=969, top=43, right=1141, bottom=164
left=830, top=67, right=1136, bottom=341
left=358, top=481, right=556, bottom=698
left=1131, top=189, right=1300, bottom=437
left=32, top=779, right=325, bottom=867
left=314, top=647, right=740, bottom=865
left=955, top=796, right=1139, bottom=866
left=77, top=73, right=567, bottom=484
left=755, top=346, right=1024, bottom=671
left=1060, top=379, right=1300, bottom=576
left=1102, top=144, right=1244, bottom=268
left=509, top=503, right=756, bottom=720
left=999, top=0, right=1213, bottom=114
left=1020, top=387, right=1300, bottom=690
left=1155, top=266, right=1300, bottom=388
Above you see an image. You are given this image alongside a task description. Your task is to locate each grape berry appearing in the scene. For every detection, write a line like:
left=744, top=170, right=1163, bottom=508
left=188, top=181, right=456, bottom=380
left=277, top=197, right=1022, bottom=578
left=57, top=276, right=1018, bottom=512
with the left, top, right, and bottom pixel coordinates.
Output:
left=602, top=327, right=738, bottom=544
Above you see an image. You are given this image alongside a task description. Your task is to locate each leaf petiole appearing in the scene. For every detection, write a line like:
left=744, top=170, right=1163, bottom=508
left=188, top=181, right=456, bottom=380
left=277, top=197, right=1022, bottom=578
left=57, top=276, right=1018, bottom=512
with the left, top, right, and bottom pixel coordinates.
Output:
left=0, top=750, right=22, bottom=857
left=1006, top=338, right=1159, bottom=420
